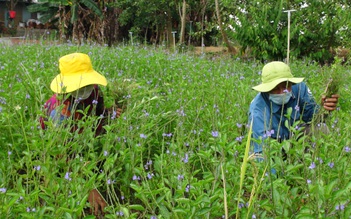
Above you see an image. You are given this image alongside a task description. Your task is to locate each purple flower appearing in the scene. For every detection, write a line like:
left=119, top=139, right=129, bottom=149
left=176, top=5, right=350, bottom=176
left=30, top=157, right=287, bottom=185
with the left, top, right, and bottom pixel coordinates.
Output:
left=64, top=172, right=72, bottom=181
left=252, top=214, right=256, bottom=219
left=307, top=179, right=312, bottom=184
left=26, top=207, right=30, bottom=212
left=185, top=184, right=190, bottom=193
left=335, top=205, right=345, bottom=211
left=328, top=162, right=334, bottom=168
left=150, top=216, right=157, bottom=219
left=345, top=146, right=350, bottom=152
left=132, top=175, right=140, bottom=181
left=8, top=151, right=11, bottom=156
left=236, top=123, right=243, bottom=128
left=147, top=172, right=154, bottom=179
left=140, top=133, right=147, bottom=139
left=182, top=153, right=189, bottom=163
left=238, top=203, right=245, bottom=209
left=34, top=165, right=41, bottom=171
left=309, top=162, right=316, bottom=169
left=294, top=105, right=300, bottom=111
left=92, top=99, right=98, bottom=105
left=162, top=133, right=172, bottom=137
left=177, top=174, right=184, bottom=181
left=211, top=131, right=219, bottom=138
left=116, top=211, right=124, bottom=216
left=103, top=150, right=108, bottom=156
left=236, top=136, right=243, bottom=142
left=0, top=188, right=6, bottom=193
left=111, top=110, right=117, bottom=120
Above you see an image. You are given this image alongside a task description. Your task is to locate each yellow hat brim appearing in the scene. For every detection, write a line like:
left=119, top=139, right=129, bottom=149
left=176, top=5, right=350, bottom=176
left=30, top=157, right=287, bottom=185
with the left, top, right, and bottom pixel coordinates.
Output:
left=252, top=77, right=304, bottom=92
left=50, top=70, right=107, bottom=94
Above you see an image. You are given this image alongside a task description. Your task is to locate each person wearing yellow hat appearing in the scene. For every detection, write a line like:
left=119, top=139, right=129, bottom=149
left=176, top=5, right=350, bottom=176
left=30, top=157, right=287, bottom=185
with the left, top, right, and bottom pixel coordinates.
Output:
left=40, top=53, right=119, bottom=216
left=249, top=61, right=339, bottom=158
left=40, top=52, right=109, bottom=134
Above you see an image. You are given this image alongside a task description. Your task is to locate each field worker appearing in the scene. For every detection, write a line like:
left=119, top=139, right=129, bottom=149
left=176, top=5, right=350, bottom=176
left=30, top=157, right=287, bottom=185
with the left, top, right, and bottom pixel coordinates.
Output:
left=248, top=61, right=339, bottom=159
left=40, top=52, right=121, bottom=216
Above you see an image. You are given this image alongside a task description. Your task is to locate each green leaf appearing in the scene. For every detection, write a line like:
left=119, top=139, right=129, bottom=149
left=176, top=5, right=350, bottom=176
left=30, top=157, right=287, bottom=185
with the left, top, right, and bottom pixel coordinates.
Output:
left=128, top=204, right=145, bottom=211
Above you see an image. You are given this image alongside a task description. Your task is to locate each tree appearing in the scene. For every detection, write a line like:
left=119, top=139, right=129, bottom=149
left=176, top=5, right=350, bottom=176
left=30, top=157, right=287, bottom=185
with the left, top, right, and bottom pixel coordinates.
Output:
left=214, top=0, right=236, bottom=54
left=225, top=0, right=351, bottom=63
left=27, top=0, right=103, bottom=43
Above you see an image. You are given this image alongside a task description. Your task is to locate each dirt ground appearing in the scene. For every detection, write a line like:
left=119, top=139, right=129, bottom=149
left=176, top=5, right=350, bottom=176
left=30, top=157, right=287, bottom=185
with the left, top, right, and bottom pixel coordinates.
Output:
left=194, top=46, right=228, bottom=54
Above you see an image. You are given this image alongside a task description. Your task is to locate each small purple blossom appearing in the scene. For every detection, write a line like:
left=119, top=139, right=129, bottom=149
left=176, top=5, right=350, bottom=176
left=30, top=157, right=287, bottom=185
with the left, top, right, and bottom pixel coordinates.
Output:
left=236, top=123, right=243, bottom=128
left=177, top=174, right=184, bottom=181
left=64, top=172, right=72, bottom=181
left=309, top=162, right=316, bottom=169
left=116, top=211, right=124, bottom=216
left=147, top=172, right=154, bottom=179
left=307, top=179, right=312, bottom=184
left=0, top=188, right=6, bottom=193
left=328, top=162, right=334, bottom=168
left=236, top=136, right=244, bottom=142
left=150, top=216, right=157, bottom=219
left=34, top=165, right=41, bottom=171
left=211, top=131, right=219, bottom=138
left=103, top=150, right=108, bottom=156
left=132, top=175, right=140, bottom=181
left=345, top=146, right=350, bottom=153
left=238, top=203, right=245, bottom=209
left=185, top=184, right=190, bottom=193
left=92, top=99, right=98, bottom=105
left=111, top=110, right=117, bottom=120
left=162, top=133, right=173, bottom=137
left=294, top=105, right=300, bottom=111
left=182, top=153, right=189, bottom=163
left=335, top=205, right=345, bottom=211
left=140, top=133, right=147, bottom=139
left=8, top=151, right=11, bottom=156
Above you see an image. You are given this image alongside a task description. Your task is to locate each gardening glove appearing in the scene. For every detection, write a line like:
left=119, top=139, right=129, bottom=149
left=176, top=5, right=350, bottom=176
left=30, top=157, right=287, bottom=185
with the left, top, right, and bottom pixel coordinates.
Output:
left=322, top=94, right=339, bottom=111
left=88, top=188, right=107, bottom=216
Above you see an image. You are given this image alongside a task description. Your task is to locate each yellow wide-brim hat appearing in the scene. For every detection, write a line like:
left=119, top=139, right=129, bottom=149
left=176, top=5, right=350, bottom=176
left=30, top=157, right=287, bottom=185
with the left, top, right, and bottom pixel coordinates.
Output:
left=50, top=53, right=107, bottom=94
left=252, top=61, right=304, bottom=92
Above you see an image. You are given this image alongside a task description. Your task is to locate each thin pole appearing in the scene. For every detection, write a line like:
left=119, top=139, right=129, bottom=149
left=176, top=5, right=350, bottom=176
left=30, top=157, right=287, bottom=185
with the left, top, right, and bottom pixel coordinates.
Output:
left=283, top=9, right=296, bottom=65
left=172, top=31, right=177, bottom=52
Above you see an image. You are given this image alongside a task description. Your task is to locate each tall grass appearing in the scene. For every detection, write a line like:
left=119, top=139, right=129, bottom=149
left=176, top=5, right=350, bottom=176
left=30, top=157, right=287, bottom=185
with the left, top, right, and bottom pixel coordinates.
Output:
left=0, top=43, right=351, bottom=218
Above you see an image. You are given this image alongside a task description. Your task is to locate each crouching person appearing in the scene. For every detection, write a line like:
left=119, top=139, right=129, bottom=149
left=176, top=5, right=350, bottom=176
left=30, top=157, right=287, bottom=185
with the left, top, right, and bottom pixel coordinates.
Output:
left=40, top=53, right=121, bottom=216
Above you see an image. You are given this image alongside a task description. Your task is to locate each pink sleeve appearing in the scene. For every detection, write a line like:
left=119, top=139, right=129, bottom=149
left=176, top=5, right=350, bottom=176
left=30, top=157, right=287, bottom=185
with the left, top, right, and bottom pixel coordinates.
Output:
left=39, top=94, right=58, bottom=129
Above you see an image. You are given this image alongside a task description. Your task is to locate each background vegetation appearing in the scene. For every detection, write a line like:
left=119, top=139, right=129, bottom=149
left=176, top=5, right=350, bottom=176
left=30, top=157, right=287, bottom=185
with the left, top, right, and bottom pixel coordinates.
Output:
left=25, top=0, right=351, bottom=63
left=0, top=43, right=351, bottom=218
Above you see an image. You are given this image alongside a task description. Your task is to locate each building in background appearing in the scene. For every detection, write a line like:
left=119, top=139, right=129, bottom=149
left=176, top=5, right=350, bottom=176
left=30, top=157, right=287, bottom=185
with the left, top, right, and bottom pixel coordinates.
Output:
left=0, top=0, right=38, bottom=29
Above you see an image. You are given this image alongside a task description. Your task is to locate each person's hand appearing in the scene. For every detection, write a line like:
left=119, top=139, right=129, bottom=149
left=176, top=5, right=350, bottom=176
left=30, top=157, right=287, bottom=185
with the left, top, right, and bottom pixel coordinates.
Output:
left=107, top=106, right=123, bottom=119
left=88, top=188, right=107, bottom=216
left=322, top=94, right=339, bottom=111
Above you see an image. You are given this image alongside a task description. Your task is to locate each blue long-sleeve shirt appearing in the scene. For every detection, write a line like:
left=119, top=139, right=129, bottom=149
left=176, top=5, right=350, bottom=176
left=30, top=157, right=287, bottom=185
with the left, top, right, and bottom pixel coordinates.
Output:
left=248, top=82, right=319, bottom=153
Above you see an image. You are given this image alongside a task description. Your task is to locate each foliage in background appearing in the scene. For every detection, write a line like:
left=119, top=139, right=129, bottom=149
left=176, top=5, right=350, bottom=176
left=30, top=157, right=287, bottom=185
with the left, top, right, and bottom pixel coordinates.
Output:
left=25, top=0, right=351, bottom=64
left=225, top=0, right=351, bottom=63
left=0, top=44, right=351, bottom=218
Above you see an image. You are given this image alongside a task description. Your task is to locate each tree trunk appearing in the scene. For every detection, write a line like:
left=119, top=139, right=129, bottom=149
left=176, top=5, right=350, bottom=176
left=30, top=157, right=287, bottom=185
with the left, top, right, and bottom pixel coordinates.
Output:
left=178, top=0, right=187, bottom=44
left=214, top=0, right=236, bottom=54
left=166, top=9, right=173, bottom=48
